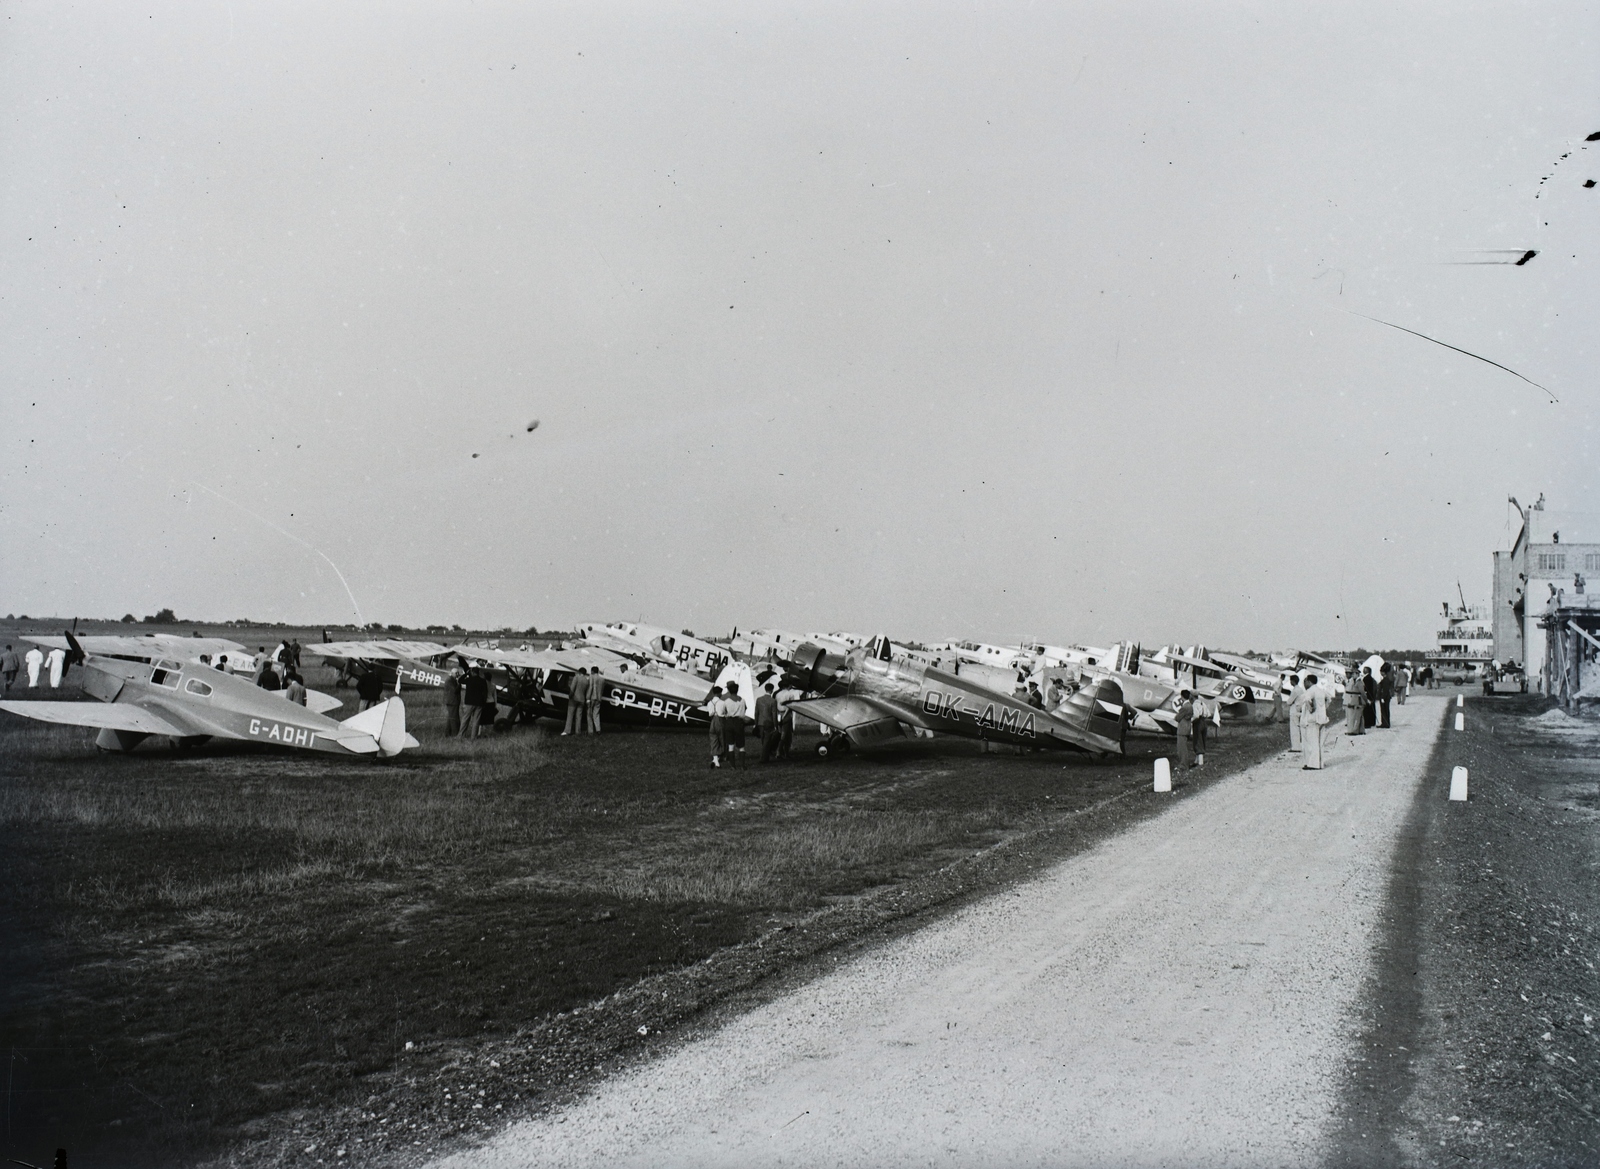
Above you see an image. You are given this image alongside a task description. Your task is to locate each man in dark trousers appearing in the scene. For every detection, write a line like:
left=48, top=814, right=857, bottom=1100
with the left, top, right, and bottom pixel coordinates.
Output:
left=1361, top=667, right=1378, bottom=729
left=0, top=644, right=20, bottom=692
left=776, top=686, right=803, bottom=759
left=355, top=666, right=382, bottom=709
left=755, top=682, right=780, bottom=762
left=460, top=668, right=489, bottom=737
left=1175, top=689, right=1195, bottom=770
left=1376, top=662, right=1394, bottom=729
left=563, top=668, right=589, bottom=735
left=442, top=668, right=462, bottom=736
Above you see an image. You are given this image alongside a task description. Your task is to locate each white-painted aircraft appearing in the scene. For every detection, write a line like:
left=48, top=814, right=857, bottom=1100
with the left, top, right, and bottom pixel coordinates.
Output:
left=577, top=621, right=732, bottom=678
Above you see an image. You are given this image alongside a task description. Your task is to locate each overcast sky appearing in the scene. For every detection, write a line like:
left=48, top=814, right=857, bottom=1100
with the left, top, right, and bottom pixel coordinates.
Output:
left=2, top=1, right=1595, bottom=649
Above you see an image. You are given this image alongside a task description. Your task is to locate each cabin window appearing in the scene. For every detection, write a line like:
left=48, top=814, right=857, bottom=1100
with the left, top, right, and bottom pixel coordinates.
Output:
left=184, top=678, right=214, bottom=697
left=150, top=661, right=183, bottom=688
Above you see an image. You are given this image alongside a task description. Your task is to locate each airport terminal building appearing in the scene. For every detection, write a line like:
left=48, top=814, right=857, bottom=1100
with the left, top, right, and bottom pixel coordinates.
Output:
left=1492, top=496, right=1598, bottom=687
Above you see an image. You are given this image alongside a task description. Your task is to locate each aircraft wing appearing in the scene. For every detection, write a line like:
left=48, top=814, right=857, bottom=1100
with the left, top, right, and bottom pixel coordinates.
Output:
left=25, top=634, right=248, bottom=662
left=449, top=645, right=630, bottom=672
left=787, top=694, right=911, bottom=749
left=305, top=640, right=453, bottom=661
left=0, top=700, right=192, bottom=738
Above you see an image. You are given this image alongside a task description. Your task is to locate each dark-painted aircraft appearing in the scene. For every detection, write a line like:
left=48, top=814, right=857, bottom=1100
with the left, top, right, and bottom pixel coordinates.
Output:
left=453, top=644, right=725, bottom=731
left=303, top=639, right=458, bottom=690
left=774, top=639, right=1125, bottom=757
left=0, top=634, right=415, bottom=757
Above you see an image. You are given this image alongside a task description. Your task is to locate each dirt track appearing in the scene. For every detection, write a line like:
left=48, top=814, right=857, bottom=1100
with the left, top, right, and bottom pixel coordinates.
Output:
left=437, top=697, right=1445, bottom=1169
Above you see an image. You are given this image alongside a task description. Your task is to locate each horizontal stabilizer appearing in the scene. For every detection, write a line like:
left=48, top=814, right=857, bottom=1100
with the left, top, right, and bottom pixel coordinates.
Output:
left=303, top=689, right=343, bottom=715
left=0, top=700, right=190, bottom=738
left=326, top=697, right=413, bottom=757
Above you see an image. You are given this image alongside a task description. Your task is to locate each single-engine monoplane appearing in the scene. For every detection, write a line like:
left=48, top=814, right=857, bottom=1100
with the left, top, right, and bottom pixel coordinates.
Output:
left=0, top=633, right=415, bottom=757
left=774, top=638, right=1126, bottom=757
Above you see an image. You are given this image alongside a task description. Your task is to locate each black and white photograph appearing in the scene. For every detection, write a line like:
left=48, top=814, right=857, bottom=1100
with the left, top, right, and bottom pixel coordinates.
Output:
left=1, top=2, right=1596, bottom=1166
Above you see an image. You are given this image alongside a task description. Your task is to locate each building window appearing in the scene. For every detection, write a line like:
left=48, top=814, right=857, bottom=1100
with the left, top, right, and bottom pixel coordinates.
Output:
left=1538, top=553, right=1567, bottom=572
left=1587, top=554, right=1600, bottom=572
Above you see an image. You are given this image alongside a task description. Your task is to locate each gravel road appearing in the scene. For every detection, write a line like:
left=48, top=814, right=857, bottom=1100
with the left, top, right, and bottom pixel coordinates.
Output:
left=439, top=698, right=1445, bottom=1169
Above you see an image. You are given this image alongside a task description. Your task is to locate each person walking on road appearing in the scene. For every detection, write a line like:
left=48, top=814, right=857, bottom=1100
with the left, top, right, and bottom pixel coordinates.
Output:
left=46, top=646, right=66, bottom=688
left=563, top=668, right=590, bottom=735
left=460, top=668, right=489, bottom=738
left=704, top=684, right=726, bottom=767
left=1284, top=673, right=1304, bottom=752
left=1, top=645, right=20, bottom=691
left=442, top=668, right=462, bottom=736
left=1361, top=667, right=1378, bottom=729
left=586, top=666, right=605, bottom=734
left=755, top=683, right=780, bottom=762
left=1175, top=689, right=1196, bottom=770
left=1397, top=664, right=1411, bottom=706
left=1376, top=663, right=1394, bottom=729
left=1299, top=673, right=1328, bottom=769
left=1343, top=670, right=1365, bottom=735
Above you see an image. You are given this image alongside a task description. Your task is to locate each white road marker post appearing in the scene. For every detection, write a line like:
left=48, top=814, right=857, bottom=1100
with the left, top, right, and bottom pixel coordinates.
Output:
left=1457, top=694, right=1464, bottom=707
left=1154, top=757, right=1172, bottom=793
left=1450, top=767, right=1468, bottom=801
left=1455, top=712, right=1465, bottom=731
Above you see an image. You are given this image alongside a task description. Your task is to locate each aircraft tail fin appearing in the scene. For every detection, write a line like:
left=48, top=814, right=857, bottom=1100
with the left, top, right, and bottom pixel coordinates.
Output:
left=332, top=698, right=417, bottom=757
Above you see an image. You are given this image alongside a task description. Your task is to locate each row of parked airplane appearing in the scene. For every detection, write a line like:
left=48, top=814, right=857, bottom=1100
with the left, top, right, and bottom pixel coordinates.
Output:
left=0, top=624, right=1346, bottom=764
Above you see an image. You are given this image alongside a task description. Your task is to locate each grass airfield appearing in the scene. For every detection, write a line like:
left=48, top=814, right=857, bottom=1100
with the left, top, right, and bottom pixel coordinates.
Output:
left=0, top=621, right=1293, bottom=1168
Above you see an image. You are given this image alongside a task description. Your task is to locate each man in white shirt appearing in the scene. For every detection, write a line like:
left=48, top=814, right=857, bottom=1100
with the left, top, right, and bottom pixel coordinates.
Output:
left=1299, top=674, right=1329, bottom=770
left=721, top=681, right=748, bottom=766
left=46, top=646, right=67, bottom=688
left=1284, top=673, right=1304, bottom=753
left=24, top=645, right=44, bottom=687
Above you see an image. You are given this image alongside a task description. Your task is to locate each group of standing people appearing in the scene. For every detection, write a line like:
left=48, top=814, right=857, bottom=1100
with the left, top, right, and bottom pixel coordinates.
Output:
left=1283, top=659, right=1413, bottom=769
left=2, top=643, right=66, bottom=690
left=1172, top=690, right=1218, bottom=770
left=561, top=666, right=607, bottom=735
left=703, top=680, right=802, bottom=766
left=251, top=642, right=306, bottom=703
left=1341, top=662, right=1407, bottom=736
left=1284, top=672, right=1334, bottom=769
